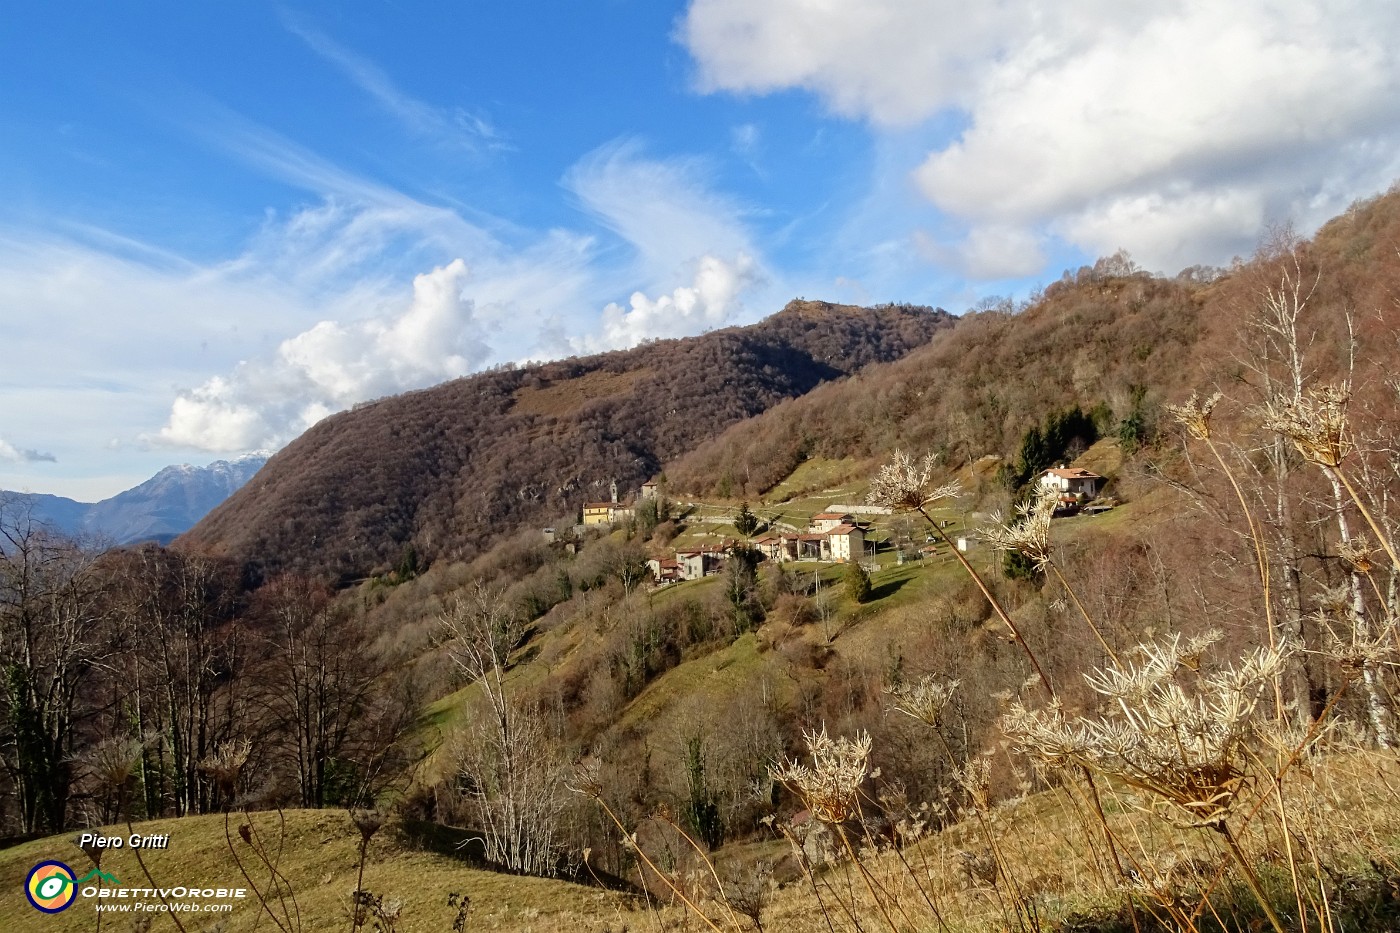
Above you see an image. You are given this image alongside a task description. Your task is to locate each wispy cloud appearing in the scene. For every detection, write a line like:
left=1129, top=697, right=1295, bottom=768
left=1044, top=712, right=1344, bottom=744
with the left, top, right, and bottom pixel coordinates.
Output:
left=283, top=14, right=508, bottom=154
left=0, top=438, right=56, bottom=463
left=565, top=138, right=759, bottom=281
left=5, top=108, right=785, bottom=462
left=563, top=138, right=776, bottom=349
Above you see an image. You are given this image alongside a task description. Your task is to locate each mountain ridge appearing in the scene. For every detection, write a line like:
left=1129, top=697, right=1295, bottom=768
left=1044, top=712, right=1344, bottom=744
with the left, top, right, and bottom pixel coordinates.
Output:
left=2, top=453, right=268, bottom=544
left=180, top=301, right=956, bottom=582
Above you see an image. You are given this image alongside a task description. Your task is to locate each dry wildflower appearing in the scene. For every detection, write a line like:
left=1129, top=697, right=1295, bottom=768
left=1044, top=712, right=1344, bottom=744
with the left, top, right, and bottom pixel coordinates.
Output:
left=351, top=809, right=385, bottom=842
left=769, top=726, right=872, bottom=824
left=1082, top=630, right=1222, bottom=701
left=884, top=675, right=960, bottom=727
left=983, top=487, right=1058, bottom=569
left=1005, top=638, right=1291, bottom=828
left=1338, top=536, right=1377, bottom=574
left=82, top=734, right=148, bottom=795
left=895, top=817, right=927, bottom=844
left=1263, top=382, right=1353, bottom=468
left=199, top=739, right=252, bottom=798
left=1322, top=631, right=1395, bottom=676
left=568, top=758, right=604, bottom=798
left=958, top=849, right=999, bottom=887
left=1314, top=584, right=1352, bottom=618
left=954, top=755, right=994, bottom=812
left=1258, top=717, right=1331, bottom=759
left=867, top=449, right=961, bottom=511
left=1167, top=391, right=1223, bottom=441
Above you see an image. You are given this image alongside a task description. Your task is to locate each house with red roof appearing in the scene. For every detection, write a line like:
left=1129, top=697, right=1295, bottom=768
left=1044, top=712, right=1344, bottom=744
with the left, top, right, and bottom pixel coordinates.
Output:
left=1038, top=467, right=1104, bottom=499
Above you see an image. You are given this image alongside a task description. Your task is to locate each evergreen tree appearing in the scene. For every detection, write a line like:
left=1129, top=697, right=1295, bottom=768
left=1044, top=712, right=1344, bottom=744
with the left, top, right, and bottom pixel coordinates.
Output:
left=725, top=545, right=763, bottom=632
left=681, top=736, right=723, bottom=850
left=843, top=560, right=872, bottom=604
left=734, top=502, right=759, bottom=537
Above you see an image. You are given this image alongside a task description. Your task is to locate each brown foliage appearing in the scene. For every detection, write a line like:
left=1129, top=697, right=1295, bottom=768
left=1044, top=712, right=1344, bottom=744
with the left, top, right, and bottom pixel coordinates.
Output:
left=180, top=301, right=953, bottom=583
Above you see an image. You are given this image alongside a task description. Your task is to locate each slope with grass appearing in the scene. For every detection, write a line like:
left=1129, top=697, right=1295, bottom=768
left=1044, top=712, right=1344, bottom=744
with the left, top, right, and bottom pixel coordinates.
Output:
left=7, top=746, right=1400, bottom=933
left=0, top=810, right=622, bottom=933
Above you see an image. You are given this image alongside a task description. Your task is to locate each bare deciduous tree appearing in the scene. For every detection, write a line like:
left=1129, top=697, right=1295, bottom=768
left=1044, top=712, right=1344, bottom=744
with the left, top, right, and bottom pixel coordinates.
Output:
left=440, top=583, right=566, bottom=875
left=254, top=575, right=388, bottom=808
left=0, top=498, right=110, bottom=832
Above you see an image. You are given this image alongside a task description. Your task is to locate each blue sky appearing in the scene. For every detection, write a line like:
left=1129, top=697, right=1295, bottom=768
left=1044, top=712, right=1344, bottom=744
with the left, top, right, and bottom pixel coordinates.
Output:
left=4, top=1, right=1400, bottom=499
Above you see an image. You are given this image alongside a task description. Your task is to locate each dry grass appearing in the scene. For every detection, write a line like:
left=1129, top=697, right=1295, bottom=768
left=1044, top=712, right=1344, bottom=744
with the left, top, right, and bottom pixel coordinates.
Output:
left=0, top=810, right=622, bottom=933
left=7, top=754, right=1399, bottom=933
left=507, top=368, right=649, bottom=418
left=708, top=750, right=1400, bottom=933
left=762, top=458, right=868, bottom=504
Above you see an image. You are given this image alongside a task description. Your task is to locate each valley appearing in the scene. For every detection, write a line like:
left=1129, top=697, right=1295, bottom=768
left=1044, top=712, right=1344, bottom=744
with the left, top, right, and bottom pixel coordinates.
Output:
left=8, top=192, right=1400, bottom=931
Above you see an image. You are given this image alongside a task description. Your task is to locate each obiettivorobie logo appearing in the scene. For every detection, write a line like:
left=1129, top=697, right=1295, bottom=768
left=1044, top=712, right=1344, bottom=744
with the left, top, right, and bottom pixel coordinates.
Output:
left=25, top=861, right=120, bottom=913
left=25, top=858, right=247, bottom=916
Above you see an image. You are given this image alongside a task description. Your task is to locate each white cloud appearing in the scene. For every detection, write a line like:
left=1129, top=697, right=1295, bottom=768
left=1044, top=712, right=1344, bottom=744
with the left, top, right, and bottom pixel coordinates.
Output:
left=680, top=0, right=1005, bottom=124
left=158, top=259, right=490, bottom=450
left=565, top=138, right=758, bottom=281
left=589, top=252, right=763, bottom=351
left=2, top=118, right=775, bottom=490
left=561, top=140, right=776, bottom=346
left=914, top=224, right=1045, bottom=280
left=0, top=438, right=56, bottom=463
left=682, top=0, right=1400, bottom=272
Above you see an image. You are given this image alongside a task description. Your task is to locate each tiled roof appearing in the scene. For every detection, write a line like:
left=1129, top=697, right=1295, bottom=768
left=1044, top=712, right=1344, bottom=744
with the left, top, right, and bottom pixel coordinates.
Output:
left=1044, top=468, right=1102, bottom=480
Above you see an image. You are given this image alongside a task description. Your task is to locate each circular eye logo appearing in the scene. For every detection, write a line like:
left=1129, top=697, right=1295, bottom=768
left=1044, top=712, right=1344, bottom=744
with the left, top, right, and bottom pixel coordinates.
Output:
left=26, top=860, right=77, bottom=913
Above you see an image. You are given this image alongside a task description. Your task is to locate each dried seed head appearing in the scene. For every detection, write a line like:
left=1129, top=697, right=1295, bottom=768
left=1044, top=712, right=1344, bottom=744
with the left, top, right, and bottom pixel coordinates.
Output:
left=1315, top=585, right=1352, bottom=617
left=1005, top=638, right=1291, bottom=827
left=83, top=735, right=148, bottom=795
left=954, top=755, right=994, bottom=812
left=198, top=739, right=252, bottom=797
left=1338, top=536, right=1376, bottom=574
left=568, top=759, right=604, bottom=799
left=1167, top=392, right=1222, bottom=441
left=770, top=726, right=872, bottom=824
left=885, top=676, right=960, bottom=727
left=1321, top=630, right=1395, bottom=676
left=867, top=450, right=961, bottom=512
left=1263, top=382, right=1353, bottom=468
left=983, top=487, right=1058, bottom=569
left=1082, top=630, right=1222, bottom=701
left=351, top=809, right=385, bottom=842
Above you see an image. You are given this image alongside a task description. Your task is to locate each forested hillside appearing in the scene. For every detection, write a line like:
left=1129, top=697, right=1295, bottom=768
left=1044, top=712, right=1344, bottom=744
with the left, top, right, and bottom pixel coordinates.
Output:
left=10, top=190, right=1400, bottom=933
left=181, top=301, right=953, bottom=582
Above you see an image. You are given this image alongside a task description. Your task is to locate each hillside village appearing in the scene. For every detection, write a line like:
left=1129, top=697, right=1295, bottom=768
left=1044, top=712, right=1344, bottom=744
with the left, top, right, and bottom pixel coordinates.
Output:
left=10, top=189, right=1400, bottom=932
left=573, top=464, right=1111, bottom=586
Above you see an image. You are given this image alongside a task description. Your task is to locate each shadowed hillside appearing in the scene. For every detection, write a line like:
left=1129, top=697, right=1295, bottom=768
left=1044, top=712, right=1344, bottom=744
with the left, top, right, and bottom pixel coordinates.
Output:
left=180, top=301, right=953, bottom=582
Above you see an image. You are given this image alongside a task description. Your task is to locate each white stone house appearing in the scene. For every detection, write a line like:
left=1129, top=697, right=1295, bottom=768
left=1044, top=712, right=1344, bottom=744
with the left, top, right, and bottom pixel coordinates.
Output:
left=809, top=511, right=855, bottom=534
left=826, top=524, right=865, bottom=561
left=1038, top=467, right=1104, bottom=499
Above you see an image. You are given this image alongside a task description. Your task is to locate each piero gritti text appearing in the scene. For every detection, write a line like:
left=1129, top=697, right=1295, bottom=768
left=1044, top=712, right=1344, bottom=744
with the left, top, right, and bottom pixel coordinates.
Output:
left=78, top=831, right=171, bottom=850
